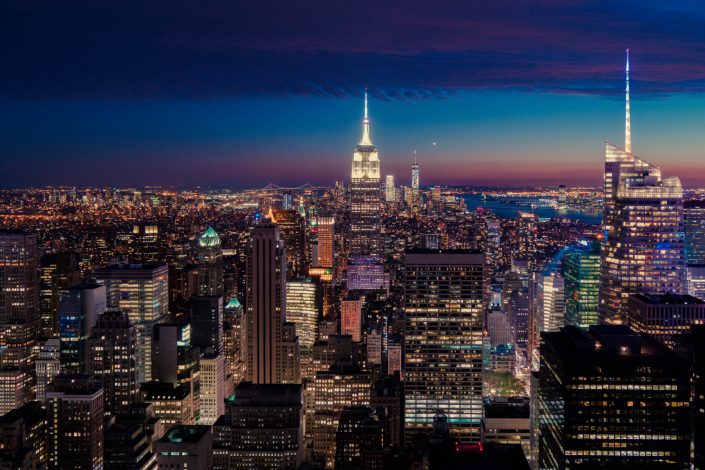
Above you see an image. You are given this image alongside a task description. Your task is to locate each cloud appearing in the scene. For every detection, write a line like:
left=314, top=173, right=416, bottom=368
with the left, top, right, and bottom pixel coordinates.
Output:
left=3, top=0, right=705, bottom=100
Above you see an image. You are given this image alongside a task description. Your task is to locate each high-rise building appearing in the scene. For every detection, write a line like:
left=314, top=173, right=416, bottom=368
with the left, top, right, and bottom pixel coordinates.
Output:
left=349, top=92, right=381, bottom=262
left=687, top=264, right=705, bottom=299
left=152, top=322, right=200, bottom=422
left=103, top=413, right=158, bottom=470
left=507, top=287, right=530, bottom=351
left=600, top=51, right=686, bottom=324
left=528, top=273, right=564, bottom=370
left=481, top=397, right=530, bottom=448
left=563, top=241, right=600, bottom=329
left=89, top=308, right=139, bottom=415
left=156, top=425, right=213, bottom=470
left=538, top=325, right=691, bottom=469
left=285, top=279, right=319, bottom=349
left=196, top=226, right=224, bottom=296
left=411, top=154, right=420, bottom=203
left=403, top=249, right=485, bottom=443
left=684, top=200, right=705, bottom=265
left=191, top=295, right=224, bottom=355
left=245, top=221, right=287, bottom=384
left=281, top=321, right=301, bottom=384
left=128, top=223, right=162, bottom=264
left=96, top=263, right=169, bottom=382
left=0, top=231, right=39, bottom=371
left=385, top=175, right=395, bottom=203
left=47, top=374, right=105, bottom=470
left=692, top=324, right=705, bottom=469
left=212, top=382, right=303, bottom=470
left=36, top=338, right=61, bottom=402
left=199, top=352, right=225, bottom=425
left=0, top=368, right=30, bottom=415
left=627, top=293, right=705, bottom=350
left=58, top=282, right=106, bottom=374
left=270, top=209, right=308, bottom=278
left=316, top=216, right=335, bottom=270
left=0, top=401, right=47, bottom=469
left=39, top=252, right=81, bottom=337
left=341, top=297, right=363, bottom=342
left=139, top=382, right=194, bottom=430
left=334, top=406, right=385, bottom=470
left=312, top=365, right=371, bottom=467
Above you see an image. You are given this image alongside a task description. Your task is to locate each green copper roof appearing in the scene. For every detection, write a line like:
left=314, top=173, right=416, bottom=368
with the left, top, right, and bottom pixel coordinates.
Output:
left=225, top=297, right=242, bottom=309
left=198, top=226, right=221, bottom=247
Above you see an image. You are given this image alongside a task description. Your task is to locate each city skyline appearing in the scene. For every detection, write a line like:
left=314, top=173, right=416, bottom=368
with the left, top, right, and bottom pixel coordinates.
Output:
left=3, top=1, right=705, bottom=188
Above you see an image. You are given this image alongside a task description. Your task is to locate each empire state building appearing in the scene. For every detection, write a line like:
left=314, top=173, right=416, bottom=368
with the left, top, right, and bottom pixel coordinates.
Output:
left=349, top=91, right=381, bottom=260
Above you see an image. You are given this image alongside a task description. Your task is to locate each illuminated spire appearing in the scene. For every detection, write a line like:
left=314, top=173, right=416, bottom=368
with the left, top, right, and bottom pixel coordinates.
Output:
left=625, top=48, right=631, bottom=154
left=360, top=89, right=372, bottom=146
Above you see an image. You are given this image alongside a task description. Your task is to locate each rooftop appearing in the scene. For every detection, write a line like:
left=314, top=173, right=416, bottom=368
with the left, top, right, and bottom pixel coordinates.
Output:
left=198, top=226, right=221, bottom=247
left=160, top=425, right=210, bottom=444
left=631, top=292, right=704, bottom=305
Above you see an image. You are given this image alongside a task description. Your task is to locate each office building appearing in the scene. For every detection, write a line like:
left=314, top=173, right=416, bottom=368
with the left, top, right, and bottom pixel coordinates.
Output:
left=96, top=263, right=169, bottom=382
left=411, top=155, right=420, bottom=197
left=139, top=382, right=193, bottom=430
left=481, top=397, right=530, bottom=447
left=286, top=279, right=319, bottom=349
left=58, top=282, right=106, bottom=374
left=528, top=273, right=564, bottom=370
left=212, top=382, right=303, bottom=470
left=684, top=200, right=705, bottom=265
left=334, top=406, right=385, bottom=470
left=0, top=231, right=39, bottom=371
left=387, top=342, right=402, bottom=376
left=103, top=416, right=158, bottom=470
left=403, top=250, right=485, bottom=443
left=627, top=293, right=705, bottom=350
left=270, top=208, right=308, bottom=278
left=312, top=366, right=371, bottom=467
left=89, top=308, right=139, bottom=415
left=245, top=221, right=287, bottom=384
left=0, top=368, right=30, bottom=416
left=0, top=401, right=47, bottom=469
left=39, top=252, right=81, bottom=337
left=487, top=311, right=512, bottom=347
left=199, top=352, right=225, bottom=425
left=156, top=425, right=212, bottom=470
left=341, top=297, right=363, bottom=342
left=35, top=338, right=61, bottom=402
left=281, top=321, right=301, bottom=384
left=687, top=264, right=705, bottom=299
left=538, top=325, right=691, bottom=469
left=196, top=226, right=224, bottom=296
left=563, top=241, right=600, bottom=329
left=349, top=92, right=382, bottom=263
left=692, top=325, right=704, bottom=469
left=47, top=374, right=104, bottom=470
left=190, top=295, right=224, bottom=355
left=507, top=287, right=530, bottom=350
left=600, top=52, right=686, bottom=324
left=385, top=175, right=395, bottom=203
left=128, top=223, right=162, bottom=264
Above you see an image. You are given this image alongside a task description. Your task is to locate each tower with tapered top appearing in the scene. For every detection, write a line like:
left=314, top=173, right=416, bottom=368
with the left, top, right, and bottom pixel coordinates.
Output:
left=349, top=91, right=382, bottom=263
left=599, top=50, right=686, bottom=324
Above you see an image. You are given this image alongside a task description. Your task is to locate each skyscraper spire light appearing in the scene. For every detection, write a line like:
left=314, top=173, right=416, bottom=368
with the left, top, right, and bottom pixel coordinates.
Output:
left=625, top=48, right=631, bottom=154
left=360, top=89, right=372, bottom=146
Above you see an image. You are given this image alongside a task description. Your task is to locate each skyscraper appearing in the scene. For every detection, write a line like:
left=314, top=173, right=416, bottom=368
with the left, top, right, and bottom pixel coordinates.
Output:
left=341, top=297, right=363, bottom=342
left=199, top=352, right=225, bottom=425
left=385, top=175, right=395, bottom=203
left=528, top=273, right=565, bottom=370
left=563, top=241, right=600, bottom=329
left=89, top=308, right=139, bottom=415
left=600, top=51, right=686, bottom=324
left=196, top=226, right=224, bottom=296
left=47, top=374, right=105, bottom=470
left=270, top=209, right=308, bottom=279
left=316, top=216, right=335, bottom=270
left=245, top=221, right=287, bottom=384
left=58, top=282, right=106, bottom=374
left=627, top=293, right=705, bottom=350
left=212, top=382, right=303, bottom=470
left=538, top=325, right=691, bottom=469
left=411, top=153, right=420, bottom=200
left=190, top=295, right=224, bottom=355
left=285, top=279, right=319, bottom=349
left=96, top=263, right=169, bottom=382
left=684, top=200, right=705, bottom=265
left=0, top=231, right=39, bottom=370
left=36, top=338, right=61, bottom=402
left=349, top=92, right=381, bottom=262
left=403, top=249, right=485, bottom=443
left=39, top=252, right=81, bottom=337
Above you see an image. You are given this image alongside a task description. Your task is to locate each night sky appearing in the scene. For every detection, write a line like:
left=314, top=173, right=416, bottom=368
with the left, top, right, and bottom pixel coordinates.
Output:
left=2, top=0, right=705, bottom=188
